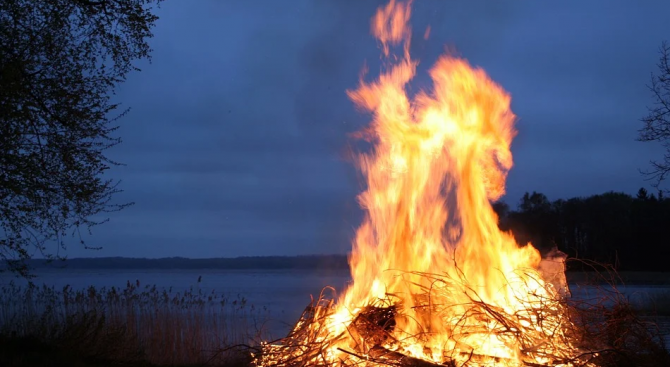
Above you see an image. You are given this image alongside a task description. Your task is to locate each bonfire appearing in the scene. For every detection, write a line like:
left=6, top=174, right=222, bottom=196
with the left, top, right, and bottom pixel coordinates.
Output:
left=254, top=1, right=601, bottom=366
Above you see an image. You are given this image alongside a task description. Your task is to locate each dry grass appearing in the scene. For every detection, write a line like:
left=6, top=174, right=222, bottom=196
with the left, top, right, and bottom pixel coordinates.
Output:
left=0, top=280, right=269, bottom=366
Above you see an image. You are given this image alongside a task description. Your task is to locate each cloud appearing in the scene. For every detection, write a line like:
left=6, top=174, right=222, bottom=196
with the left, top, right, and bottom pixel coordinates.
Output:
left=67, top=0, right=670, bottom=258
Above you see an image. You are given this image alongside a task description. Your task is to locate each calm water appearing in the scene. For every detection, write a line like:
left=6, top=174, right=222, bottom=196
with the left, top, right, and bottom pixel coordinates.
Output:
left=2, top=269, right=670, bottom=339
left=0, top=268, right=352, bottom=337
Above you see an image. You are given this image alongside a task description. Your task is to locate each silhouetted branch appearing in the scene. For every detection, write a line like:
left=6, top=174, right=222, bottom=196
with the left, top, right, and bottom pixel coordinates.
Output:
left=639, top=41, right=670, bottom=190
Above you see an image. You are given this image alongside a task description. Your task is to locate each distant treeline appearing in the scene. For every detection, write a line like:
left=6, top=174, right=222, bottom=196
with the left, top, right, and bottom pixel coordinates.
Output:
left=12, top=188, right=669, bottom=273
left=22, top=255, right=350, bottom=271
left=494, top=188, right=670, bottom=272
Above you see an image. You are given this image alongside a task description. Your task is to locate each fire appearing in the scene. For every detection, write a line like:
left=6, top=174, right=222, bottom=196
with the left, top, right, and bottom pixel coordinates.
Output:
left=257, top=1, right=589, bottom=366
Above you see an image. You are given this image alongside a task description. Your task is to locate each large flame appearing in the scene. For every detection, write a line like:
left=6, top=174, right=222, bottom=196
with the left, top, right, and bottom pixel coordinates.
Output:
left=258, top=1, right=582, bottom=366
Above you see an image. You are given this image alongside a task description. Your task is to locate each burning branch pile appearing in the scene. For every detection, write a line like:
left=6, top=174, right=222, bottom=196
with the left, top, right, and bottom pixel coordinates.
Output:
left=255, top=268, right=598, bottom=367
left=249, top=1, right=650, bottom=366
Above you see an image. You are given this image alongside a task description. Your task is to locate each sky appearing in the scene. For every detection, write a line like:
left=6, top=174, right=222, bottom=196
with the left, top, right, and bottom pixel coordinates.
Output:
left=62, top=0, right=670, bottom=258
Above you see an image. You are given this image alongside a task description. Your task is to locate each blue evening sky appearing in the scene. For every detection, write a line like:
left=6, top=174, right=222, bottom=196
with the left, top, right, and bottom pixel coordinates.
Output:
left=64, top=1, right=670, bottom=258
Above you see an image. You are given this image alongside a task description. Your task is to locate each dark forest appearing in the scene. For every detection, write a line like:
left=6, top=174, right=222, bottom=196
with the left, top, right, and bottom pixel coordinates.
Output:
left=495, top=188, right=670, bottom=271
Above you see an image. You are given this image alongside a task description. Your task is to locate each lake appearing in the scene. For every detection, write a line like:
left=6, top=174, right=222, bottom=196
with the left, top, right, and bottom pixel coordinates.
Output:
left=1, top=268, right=352, bottom=338
left=3, top=268, right=670, bottom=339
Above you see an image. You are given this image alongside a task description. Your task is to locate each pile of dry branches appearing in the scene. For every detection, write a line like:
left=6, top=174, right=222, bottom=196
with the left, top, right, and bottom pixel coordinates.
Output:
left=251, top=269, right=670, bottom=367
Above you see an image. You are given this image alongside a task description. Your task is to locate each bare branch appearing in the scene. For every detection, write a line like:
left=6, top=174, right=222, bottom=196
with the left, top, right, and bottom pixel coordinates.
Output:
left=639, top=41, right=670, bottom=191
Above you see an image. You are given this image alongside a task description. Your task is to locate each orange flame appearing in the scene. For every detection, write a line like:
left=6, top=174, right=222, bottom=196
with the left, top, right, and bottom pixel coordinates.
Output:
left=258, top=1, right=583, bottom=366
left=341, top=0, right=576, bottom=362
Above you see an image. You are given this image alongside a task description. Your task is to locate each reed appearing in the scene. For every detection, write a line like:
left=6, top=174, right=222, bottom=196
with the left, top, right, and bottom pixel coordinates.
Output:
left=0, top=280, right=269, bottom=366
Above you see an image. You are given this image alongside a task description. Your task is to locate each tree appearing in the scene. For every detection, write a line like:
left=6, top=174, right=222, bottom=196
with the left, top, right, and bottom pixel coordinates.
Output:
left=491, top=200, right=510, bottom=221
left=518, top=191, right=551, bottom=214
left=515, top=192, right=556, bottom=253
left=637, top=187, right=649, bottom=200
left=639, top=41, right=670, bottom=191
left=0, top=0, right=162, bottom=276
